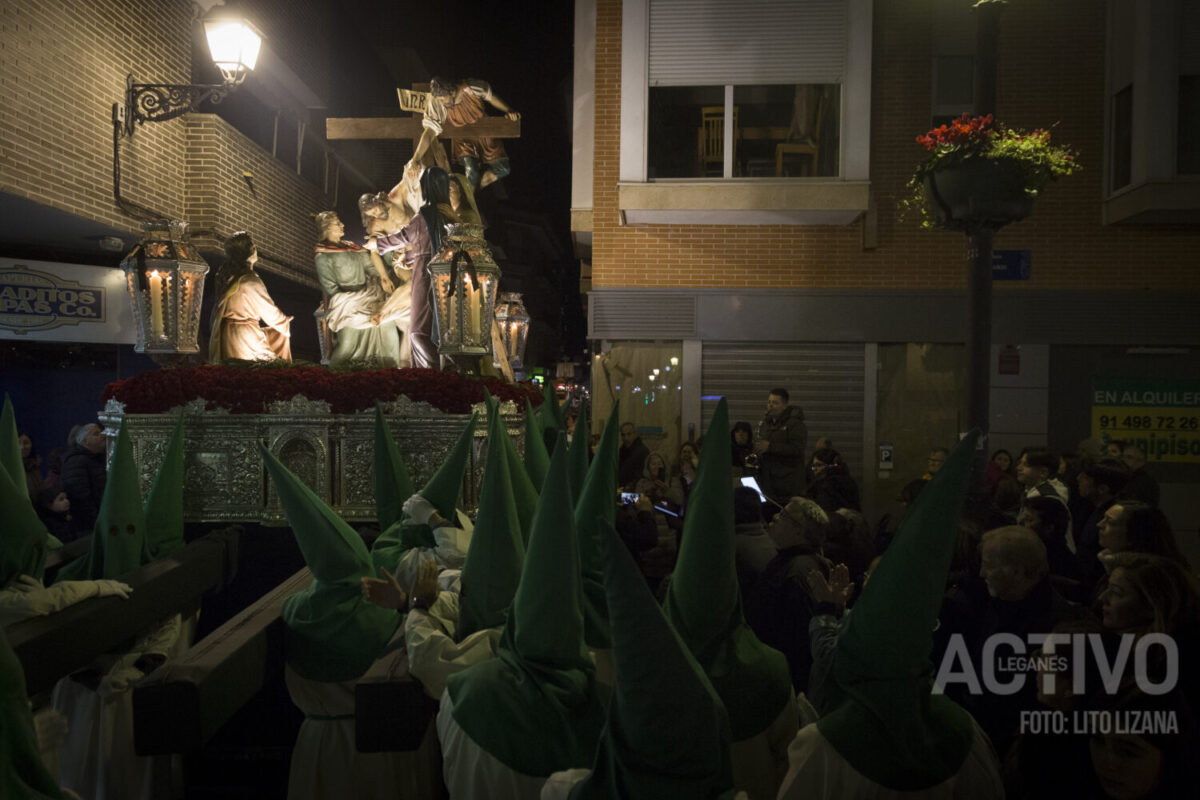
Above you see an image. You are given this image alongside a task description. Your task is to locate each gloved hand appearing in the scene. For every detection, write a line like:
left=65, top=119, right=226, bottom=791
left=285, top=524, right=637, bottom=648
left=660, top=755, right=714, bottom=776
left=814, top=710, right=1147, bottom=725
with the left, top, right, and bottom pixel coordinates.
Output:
left=402, top=494, right=437, bottom=526
left=10, top=574, right=43, bottom=593
left=32, top=708, right=69, bottom=754
left=98, top=665, right=143, bottom=697
left=96, top=580, right=134, bottom=599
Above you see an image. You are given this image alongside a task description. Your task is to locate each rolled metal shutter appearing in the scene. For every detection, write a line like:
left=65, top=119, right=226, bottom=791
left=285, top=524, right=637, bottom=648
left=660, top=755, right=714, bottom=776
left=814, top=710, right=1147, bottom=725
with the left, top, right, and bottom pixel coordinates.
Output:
left=648, top=0, right=848, bottom=86
left=700, top=342, right=866, bottom=480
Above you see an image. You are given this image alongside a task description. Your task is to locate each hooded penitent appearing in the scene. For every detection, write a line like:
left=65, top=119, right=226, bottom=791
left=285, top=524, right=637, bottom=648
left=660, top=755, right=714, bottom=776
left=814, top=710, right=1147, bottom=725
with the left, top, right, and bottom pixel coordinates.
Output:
left=485, top=390, right=539, bottom=547
left=0, top=398, right=51, bottom=587
left=1, top=630, right=66, bottom=799
left=142, top=412, right=186, bottom=561
left=523, top=398, right=550, bottom=490
left=373, top=403, right=414, bottom=533
left=0, top=462, right=49, bottom=588
left=817, top=430, right=980, bottom=790
left=445, top=440, right=605, bottom=776
left=56, top=423, right=146, bottom=582
left=371, top=412, right=476, bottom=575
left=569, top=522, right=733, bottom=799
left=419, top=412, right=477, bottom=523
left=0, top=395, right=25, bottom=498
left=572, top=404, right=622, bottom=650
left=261, top=443, right=401, bottom=683
left=566, top=403, right=590, bottom=507
left=455, top=393, right=525, bottom=641
left=536, top=382, right=566, bottom=452
left=663, top=398, right=792, bottom=741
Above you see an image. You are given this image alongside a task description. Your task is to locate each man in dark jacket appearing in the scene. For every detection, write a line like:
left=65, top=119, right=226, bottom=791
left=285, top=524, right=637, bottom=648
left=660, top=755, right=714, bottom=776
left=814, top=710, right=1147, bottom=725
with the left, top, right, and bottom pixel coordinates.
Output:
left=754, top=388, right=807, bottom=504
left=617, top=422, right=650, bottom=490
left=743, top=496, right=830, bottom=692
left=947, top=526, right=1081, bottom=758
left=60, top=423, right=107, bottom=533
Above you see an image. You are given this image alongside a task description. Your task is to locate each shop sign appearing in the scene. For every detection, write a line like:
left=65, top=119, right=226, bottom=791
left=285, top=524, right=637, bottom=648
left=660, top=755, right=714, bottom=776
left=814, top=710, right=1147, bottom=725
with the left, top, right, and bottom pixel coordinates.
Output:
left=1091, top=378, right=1200, bottom=463
left=0, top=258, right=135, bottom=343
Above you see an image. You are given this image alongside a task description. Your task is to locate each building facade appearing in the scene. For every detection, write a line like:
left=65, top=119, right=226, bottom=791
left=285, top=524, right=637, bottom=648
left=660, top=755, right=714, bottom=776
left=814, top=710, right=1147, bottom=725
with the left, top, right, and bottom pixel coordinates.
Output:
left=572, top=0, right=1200, bottom=531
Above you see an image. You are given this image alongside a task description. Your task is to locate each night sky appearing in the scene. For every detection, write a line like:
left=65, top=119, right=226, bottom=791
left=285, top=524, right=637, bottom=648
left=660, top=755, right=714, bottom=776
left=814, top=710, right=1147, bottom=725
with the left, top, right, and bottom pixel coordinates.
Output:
left=332, top=0, right=576, bottom=223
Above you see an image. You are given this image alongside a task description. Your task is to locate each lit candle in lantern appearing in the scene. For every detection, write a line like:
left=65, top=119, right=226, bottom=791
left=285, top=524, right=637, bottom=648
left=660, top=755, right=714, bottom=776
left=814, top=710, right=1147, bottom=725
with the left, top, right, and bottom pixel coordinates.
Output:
left=466, top=274, right=480, bottom=343
left=148, top=270, right=164, bottom=338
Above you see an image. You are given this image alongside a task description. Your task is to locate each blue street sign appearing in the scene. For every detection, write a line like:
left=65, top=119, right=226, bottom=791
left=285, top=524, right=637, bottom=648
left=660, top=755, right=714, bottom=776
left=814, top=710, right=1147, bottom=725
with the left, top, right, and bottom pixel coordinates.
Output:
left=992, top=249, right=1031, bottom=281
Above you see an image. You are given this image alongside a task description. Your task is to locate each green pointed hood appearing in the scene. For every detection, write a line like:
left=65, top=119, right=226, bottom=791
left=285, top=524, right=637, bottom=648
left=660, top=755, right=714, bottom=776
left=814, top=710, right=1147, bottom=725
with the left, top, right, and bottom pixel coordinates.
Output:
left=142, top=412, right=186, bottom=561
left=260, top=443, right=400, bottom=682
left=566, top=403, right=590, bottom=506
left=484, top=390, right=539, bottom=546
left=573, top=404, right=621, bottom=650
left=523, top=398, right=550, bottom=490
left=1, top=630, right=67, bottom=799
left=817, top=430, right=980, bottom=791
left=368, top=404, right=429, bottom=576
left=419, top=412, right=477, bottom=521
left=0, top=465, right=49, bottom=588
left=457, top=397, right=525, bottom=640
left=571, top=523, right=733, bottom=799
left=536, top=381, right=565, bottom=433
left=499, top=409, right=539, bottom=547
left=0, top=395, right=24, bottom=498
left=373, top=403, right=414, bottom=532
left=446, top=440, right=604, bottom=777
left=58, top=424, right=145, bottom=581
left=664, top=399, right=792, bottom=740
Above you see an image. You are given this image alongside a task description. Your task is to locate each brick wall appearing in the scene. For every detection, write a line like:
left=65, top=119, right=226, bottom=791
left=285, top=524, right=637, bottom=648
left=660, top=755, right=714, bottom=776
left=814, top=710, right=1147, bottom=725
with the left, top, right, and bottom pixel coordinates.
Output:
left=184, top=115, right=326, bottom=287
left=0, top=0, right=192, bottom=227
left=591, top=0, right=1200, bottom=291
left=0, top=0, right=328, bottom=285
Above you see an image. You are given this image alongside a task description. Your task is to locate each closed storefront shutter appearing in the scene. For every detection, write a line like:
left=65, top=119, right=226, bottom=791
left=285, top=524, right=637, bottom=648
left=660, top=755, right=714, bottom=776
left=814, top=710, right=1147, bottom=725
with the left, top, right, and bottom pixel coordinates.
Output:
left=700, top=342, right=866, bottom=480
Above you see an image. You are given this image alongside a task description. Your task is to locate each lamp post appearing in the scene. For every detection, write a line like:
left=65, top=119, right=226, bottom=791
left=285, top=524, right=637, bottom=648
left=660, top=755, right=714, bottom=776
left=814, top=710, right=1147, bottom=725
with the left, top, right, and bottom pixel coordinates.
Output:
left=121, top=220, right=210, bottom=358
left=493, top=292, right=531, bottom=373
left=428, top=223, right=501, bottom=373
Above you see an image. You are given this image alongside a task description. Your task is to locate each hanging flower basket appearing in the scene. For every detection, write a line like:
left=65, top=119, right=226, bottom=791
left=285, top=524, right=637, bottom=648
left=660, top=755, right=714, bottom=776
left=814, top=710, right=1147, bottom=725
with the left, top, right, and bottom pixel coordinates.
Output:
left=923, top=157, right=1034, bottom=231
left=901, top=114, right=1079, bottom=231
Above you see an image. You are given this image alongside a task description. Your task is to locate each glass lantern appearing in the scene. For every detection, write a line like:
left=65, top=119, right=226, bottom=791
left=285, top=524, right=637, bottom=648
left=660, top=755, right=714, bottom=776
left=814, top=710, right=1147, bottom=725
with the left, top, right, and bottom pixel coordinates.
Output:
left=493, top=292, right=531, bottom=369
left=120, top=220, right=209, bottom=354
left=203, top=7, right=263, bottom=85
left=428, top=223, right=500, bottom=363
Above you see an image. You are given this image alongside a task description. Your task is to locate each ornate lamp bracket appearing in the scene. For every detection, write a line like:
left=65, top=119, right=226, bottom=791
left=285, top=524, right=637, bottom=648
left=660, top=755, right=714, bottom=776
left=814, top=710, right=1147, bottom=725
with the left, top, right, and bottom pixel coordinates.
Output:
left=124, top=73, right=234, bottom=136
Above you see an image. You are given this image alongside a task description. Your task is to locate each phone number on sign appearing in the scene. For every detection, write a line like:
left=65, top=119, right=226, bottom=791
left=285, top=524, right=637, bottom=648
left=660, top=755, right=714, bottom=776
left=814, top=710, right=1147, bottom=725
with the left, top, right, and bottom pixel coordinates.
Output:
left=1096, top=414, right=1200, bottom=431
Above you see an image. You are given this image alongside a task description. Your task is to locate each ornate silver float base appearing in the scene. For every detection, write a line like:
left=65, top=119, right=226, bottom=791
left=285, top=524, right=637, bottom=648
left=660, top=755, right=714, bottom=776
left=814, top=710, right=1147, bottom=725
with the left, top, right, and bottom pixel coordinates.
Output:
left=99, top=395, right=521, bottom=525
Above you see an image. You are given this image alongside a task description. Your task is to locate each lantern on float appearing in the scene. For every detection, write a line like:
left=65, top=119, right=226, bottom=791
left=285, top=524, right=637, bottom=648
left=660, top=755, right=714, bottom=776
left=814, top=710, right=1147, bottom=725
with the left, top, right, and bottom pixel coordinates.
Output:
left=493, top=292, right=531, bottom=369
left=121, top=220, right=209, bottom=354
left=428, top=223, right=500, bottom=369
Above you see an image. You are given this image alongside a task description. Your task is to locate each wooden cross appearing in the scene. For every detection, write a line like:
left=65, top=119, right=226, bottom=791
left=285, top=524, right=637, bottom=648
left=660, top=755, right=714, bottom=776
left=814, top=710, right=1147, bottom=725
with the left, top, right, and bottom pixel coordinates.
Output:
left=325, top=82, right=521, bottom=169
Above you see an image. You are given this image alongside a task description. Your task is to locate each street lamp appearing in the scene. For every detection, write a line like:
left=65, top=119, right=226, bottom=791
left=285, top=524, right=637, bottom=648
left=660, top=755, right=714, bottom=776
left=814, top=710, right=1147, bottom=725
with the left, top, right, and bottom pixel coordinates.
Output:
left=121, top=220, right=210, bottom=356
left=122, top=5, right=263, bottom=135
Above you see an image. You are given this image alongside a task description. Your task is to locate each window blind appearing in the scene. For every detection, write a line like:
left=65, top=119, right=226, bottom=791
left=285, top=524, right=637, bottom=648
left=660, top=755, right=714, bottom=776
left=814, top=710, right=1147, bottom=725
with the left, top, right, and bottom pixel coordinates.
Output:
left=648, top=0, right=847, bottom=86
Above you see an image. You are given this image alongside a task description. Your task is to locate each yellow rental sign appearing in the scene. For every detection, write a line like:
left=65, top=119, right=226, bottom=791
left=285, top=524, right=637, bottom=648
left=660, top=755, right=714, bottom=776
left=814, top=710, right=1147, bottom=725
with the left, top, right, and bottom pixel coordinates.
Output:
left=1091, top=379, right=1200, bottom=464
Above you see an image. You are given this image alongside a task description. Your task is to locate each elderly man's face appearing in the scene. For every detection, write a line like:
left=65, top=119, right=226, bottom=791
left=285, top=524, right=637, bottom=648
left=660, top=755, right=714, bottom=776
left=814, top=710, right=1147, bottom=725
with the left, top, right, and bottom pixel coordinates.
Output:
left=979, top=543, right=1036, bottom=601
left=82, top=425, right=105, bottom=454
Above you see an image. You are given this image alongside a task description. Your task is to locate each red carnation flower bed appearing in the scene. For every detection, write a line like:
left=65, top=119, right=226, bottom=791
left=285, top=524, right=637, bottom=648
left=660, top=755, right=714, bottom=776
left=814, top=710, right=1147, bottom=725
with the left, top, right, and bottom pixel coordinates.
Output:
left=101, top=365, right=543, bottom=416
